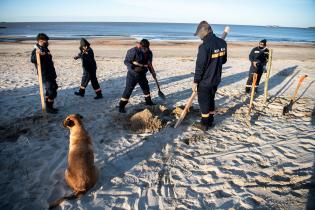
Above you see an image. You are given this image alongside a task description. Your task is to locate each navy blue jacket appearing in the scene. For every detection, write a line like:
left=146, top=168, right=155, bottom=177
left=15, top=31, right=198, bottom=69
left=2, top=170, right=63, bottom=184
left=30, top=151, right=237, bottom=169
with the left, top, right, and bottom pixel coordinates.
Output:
left=249, top=46, right=269, bottom=66
left=31, top=44, right=57, bottom=81
left=76, top=47, right=97, bottom=71
left=194, top=33, right=227, bottom=87
left=124, top=47, right=153, bottom=77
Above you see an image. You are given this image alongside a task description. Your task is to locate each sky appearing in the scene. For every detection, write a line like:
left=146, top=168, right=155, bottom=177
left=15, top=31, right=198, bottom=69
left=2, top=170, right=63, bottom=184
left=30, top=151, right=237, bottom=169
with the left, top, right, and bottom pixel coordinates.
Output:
left=0, top=0, right=314, bottom=27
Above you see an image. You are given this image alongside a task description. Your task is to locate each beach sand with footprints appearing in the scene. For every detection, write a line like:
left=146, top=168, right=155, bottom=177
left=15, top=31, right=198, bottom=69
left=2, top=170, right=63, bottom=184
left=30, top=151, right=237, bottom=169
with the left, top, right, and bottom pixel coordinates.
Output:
left=0, top=39, right=315, bottom=209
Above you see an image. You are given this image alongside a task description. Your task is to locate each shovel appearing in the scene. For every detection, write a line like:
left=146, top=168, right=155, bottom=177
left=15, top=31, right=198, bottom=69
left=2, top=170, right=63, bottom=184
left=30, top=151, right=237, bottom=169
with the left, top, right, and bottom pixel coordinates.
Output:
left=152, top=74, right=166, bottom=101
left=283, top=75, right=308, bottom=115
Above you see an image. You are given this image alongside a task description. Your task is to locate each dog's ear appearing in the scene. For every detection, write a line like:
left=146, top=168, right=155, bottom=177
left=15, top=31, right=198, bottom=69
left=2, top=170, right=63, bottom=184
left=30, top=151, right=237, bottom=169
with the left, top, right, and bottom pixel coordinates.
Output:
left=65, top=119, right=75, bottom=127
left=76, top=114, right=83, bottom=119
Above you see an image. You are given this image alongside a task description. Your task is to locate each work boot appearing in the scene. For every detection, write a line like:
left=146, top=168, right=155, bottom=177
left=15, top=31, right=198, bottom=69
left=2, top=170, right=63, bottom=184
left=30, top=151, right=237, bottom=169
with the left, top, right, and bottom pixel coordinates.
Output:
left=46, top=101, right=58, bottom=114
left=194, top=117, right=209, bottom=131
left=245, top=87, right=251, bottom=94
left=74, top=88, right=85, bottom=97
left=94, top=90, right=103, bottom=99
left=119, top=100, right=128, bottom=113
left=145, top=96, right=155, bottom=106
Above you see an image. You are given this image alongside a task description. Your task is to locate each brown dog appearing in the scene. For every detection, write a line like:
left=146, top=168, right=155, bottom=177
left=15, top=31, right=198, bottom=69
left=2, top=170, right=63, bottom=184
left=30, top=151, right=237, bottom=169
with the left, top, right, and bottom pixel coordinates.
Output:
left=49, top=114, right=98, bottom=209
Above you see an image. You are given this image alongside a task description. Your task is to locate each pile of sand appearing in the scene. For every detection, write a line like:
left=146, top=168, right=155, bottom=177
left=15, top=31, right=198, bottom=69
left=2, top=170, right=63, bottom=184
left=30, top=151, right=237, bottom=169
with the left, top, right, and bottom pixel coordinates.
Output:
left=129, top=109, right=162, bottom=133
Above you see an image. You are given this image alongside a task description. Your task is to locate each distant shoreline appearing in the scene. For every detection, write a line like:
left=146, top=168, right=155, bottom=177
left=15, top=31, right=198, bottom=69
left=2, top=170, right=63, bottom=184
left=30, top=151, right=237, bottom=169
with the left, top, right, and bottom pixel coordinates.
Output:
left=0, top=35, right=315, bottom=45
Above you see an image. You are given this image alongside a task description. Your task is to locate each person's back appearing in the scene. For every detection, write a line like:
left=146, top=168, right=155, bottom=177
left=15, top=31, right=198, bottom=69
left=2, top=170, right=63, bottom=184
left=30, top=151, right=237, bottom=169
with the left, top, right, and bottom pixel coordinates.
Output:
left=196, top=33, right=227, bottom=88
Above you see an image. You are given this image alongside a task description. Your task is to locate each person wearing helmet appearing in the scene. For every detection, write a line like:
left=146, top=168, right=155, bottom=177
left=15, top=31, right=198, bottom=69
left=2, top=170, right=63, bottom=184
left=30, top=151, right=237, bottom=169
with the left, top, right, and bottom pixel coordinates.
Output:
left=74, top=38, right=103, bottom=99
left=192, top=21, right=227, bottom=131
left=118, top=39, right=157, bottom=113
left=245, top=39, right=269, bottom=93
left=31, top=33, right=59, bottom=114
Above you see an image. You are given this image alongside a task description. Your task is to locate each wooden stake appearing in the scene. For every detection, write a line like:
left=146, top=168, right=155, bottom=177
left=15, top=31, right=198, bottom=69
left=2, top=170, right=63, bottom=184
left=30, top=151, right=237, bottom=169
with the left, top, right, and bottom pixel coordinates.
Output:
left=36, top=51, right=47, bottom=116
left=263, top=49, right=273, bottom=104
left=174, top=92, right=197, bottom=128
left=248, top=73, right=258, bottom=116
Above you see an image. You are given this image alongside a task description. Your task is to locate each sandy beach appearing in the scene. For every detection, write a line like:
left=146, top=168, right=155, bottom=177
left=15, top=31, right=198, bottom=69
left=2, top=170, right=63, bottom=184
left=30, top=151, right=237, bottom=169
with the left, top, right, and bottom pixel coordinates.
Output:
left=0, top=38, right=315, bottom=209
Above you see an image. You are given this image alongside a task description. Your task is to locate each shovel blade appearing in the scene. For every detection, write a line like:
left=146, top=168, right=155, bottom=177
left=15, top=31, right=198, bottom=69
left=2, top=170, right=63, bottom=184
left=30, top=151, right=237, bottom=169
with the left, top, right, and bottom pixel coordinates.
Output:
left=158, top=90, right=166, bottom=101
left=283, top=100, right=293, bottom=115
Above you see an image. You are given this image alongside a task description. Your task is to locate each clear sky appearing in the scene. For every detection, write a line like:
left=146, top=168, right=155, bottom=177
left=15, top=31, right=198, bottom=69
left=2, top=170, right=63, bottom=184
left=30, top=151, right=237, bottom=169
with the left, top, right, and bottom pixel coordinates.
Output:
left=0, top=0, right=314, bottom=27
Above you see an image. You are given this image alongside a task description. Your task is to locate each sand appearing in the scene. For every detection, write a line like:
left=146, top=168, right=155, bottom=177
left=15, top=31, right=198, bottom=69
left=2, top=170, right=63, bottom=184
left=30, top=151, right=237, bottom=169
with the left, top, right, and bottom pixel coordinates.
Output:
left=0, top=38, right=315, bottom=209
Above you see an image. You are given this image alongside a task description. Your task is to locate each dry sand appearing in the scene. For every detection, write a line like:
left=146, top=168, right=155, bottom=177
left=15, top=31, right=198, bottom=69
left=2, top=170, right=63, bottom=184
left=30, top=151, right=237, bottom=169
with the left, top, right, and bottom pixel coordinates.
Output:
left=0, top=39, right=315, bottom=209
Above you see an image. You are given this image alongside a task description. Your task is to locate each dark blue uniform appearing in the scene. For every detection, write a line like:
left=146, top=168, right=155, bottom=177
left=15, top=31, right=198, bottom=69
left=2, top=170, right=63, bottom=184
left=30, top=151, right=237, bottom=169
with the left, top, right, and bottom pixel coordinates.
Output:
left=76, top=47, right=101, bottom=91
left=31, top=44, right=58, bottom=101
left=121, top=47, right=153, bottom=100
left=194, top=33, right=227, bottom=117
left=246, top=46, right=269, bottom=89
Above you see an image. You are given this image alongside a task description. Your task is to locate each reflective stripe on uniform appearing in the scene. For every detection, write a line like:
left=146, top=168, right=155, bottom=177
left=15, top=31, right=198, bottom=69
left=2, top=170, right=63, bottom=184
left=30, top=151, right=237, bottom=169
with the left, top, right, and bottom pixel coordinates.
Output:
left=144, top=94, right=151, bottom=97
left=211, top=51, right=226, bottom=59
left=121, top=97, right=129, bottom=101
left=201, top=113, right=210, bottom=118
left=80, top=86, right=86, bottom=89
left=95, top=88, right=101, bottom=92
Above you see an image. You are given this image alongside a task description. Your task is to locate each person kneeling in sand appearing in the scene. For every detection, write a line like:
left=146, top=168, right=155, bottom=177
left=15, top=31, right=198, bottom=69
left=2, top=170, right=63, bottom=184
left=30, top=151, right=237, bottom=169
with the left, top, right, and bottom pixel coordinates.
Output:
left=245, top=39, right=269, bottom=93
left=31, top=33, right=59, bottom=114
left=118, top=39, right=157, bottom=113
left=74, top=38, right=103, bottom=99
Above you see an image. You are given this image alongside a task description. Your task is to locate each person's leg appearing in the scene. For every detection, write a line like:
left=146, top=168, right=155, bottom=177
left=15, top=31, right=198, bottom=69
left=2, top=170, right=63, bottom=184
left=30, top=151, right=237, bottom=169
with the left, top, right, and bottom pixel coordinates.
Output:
left=119, top=73, right=137, bottom=112
left=89, top=70, right=103, bottom=99
left=197, top=86, right=211, bottom=130
left=208, top=86, right=218, bottom=125
left=45, top=80, right=58, bottom=114
left=245, top=66, right=256, bottom=93
left=75, top=68, right=89, bottom=97
left=255, top=65, right=264, bottom=92
left=139, top=76, right=155, bottom=105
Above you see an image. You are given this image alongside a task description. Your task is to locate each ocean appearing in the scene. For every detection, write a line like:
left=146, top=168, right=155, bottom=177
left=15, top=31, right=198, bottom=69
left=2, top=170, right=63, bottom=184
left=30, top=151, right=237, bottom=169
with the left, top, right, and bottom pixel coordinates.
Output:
left=0, top=22, right=314, bottom=43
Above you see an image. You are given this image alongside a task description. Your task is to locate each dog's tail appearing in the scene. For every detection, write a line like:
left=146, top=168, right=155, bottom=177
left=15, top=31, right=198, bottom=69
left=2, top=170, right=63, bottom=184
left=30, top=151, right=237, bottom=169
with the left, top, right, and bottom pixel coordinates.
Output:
left=48, top=191, right=84, bottom=210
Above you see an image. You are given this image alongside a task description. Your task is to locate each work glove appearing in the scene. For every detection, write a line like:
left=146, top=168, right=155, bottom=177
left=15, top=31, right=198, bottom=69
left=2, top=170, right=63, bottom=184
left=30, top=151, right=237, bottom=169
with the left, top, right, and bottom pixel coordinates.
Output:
left=192, top=83, right=198, bottom=92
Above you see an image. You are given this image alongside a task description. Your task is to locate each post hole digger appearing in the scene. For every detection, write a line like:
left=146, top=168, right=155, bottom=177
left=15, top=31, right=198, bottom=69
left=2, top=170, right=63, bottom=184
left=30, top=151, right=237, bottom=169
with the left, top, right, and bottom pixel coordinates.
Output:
left=174, top=25, right=230, bottom=128
left=283, top=75, right=308, bottom=115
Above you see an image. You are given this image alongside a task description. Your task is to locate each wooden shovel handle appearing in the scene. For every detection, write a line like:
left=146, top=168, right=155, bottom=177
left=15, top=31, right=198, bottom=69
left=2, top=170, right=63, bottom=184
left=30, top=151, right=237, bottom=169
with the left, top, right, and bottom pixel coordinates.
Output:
left=36, top=51, right=47, bottom=115
left=291, top=75, right=308, bottom=101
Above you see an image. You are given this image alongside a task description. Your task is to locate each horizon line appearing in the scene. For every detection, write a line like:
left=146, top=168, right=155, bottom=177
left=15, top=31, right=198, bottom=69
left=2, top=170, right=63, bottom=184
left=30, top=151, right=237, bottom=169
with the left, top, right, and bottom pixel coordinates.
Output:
left=0, top=21, right=313, bottom=29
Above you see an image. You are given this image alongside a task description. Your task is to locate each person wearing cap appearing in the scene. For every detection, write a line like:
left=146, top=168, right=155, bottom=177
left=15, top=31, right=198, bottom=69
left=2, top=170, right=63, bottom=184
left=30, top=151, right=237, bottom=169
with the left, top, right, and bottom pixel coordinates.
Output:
left=245, top=39, right=269, bottom=93
left=192, top=21, right=227, bottom=131
left=118, top=39, right=157, bottom=113
left=31, top=33, right=59, bottom=114
left=74, top=38, right=103, bottom=99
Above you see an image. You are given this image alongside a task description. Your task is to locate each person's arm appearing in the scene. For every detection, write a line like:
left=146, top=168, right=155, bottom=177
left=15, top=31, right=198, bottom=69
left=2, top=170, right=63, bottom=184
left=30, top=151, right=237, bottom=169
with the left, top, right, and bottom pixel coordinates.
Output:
left=222, top=42, right=227, bottom=64
left=249, top=48, right=255, bottom=62
left=124, top=48, right=136, bottom=72
left=31, top=48, right=37, bottom=64
left=194, top=44, right=208, bottom=84
left=148, top=51, right=156, bottom=78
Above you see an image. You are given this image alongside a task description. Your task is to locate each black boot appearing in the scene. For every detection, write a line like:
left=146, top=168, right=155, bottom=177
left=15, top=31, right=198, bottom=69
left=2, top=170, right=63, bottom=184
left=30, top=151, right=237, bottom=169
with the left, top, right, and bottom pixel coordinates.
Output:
left=94, top=90, right=103, bottom=99
left=46, top=101, right=58, bottom=114
left=194, top=117, right=209, bottom=131
left=145, top=96, right=155, bottom=106
left=119, top=100, right=128, bottom=113
left=245, top=87, right=251, bottom=94
left=75, top=88, right=85, bottom=97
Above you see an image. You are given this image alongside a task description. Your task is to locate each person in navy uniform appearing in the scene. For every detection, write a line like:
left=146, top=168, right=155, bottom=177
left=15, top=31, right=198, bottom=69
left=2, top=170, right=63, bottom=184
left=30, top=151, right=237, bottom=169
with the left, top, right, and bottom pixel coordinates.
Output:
left=74, top=38, right=103, bottom=99
left=31, top=33, right=59, bottom=114
left=118, top=39, right=157, bottom=113
left=245, top=39, right=269, bottom=93
left=192, top=21, right=227, bottom=131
